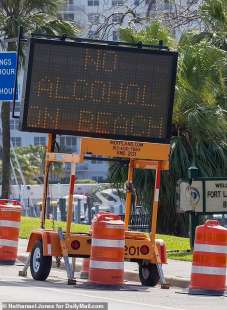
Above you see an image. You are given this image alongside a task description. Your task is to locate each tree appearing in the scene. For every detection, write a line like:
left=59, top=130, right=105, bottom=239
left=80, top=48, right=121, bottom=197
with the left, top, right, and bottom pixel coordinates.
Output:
left=10, top=145, right=64, bottom=185
left=0, top=0, right=78, bottom=198
left=200, top=0, right=227, bottom=50
left=110, top=20, right=227, bottom=236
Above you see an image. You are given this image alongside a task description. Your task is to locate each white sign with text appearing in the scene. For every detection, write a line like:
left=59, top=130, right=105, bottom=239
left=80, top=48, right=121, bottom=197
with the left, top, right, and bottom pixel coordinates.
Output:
left=179, top=179, right=227, bottom=213
left=206, top=180, right=227, bottom=212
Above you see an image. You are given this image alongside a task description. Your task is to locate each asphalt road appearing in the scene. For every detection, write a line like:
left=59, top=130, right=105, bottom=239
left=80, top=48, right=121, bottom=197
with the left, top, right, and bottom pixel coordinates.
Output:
left=0, top=264, right=226, bottom=310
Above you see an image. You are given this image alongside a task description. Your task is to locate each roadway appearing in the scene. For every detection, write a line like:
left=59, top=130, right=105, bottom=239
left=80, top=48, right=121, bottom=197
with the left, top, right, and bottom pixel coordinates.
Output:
left=0, top=264, right=226, bottom=310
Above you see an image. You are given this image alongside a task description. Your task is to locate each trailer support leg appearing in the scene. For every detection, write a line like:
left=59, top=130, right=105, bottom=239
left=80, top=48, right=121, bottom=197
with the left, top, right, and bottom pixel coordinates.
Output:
left=156, top=263, right=170, bottom=289
left=58, top=228, right=76, bottom=285
left=18, top=253, right=31, bottom=277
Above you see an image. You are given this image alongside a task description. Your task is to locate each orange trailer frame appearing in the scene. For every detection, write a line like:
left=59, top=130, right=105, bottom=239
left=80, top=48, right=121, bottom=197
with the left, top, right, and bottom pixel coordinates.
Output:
left=22, top=134, right=170, bottom=287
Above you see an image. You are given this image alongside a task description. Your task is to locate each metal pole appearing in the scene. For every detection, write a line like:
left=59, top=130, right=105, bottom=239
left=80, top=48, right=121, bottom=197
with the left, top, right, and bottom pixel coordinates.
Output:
left=124, top=160, right=134, bottom=229
left=66, top=163, right=76, bottom=237
left=150, top=162, right=161, bottom=242
left=40, top=134, right=54, bottom=228
left=75, top=199, right=81, bottom=224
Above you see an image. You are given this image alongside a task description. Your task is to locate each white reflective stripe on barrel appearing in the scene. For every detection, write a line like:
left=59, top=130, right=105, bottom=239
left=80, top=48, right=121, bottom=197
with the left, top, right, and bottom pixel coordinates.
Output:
left=0, top=207, right=21, bottom=212
left=90, top=260, right=124, bottom=270
left=192, top=265, right=226, bottom=276
left=105, top=224, right=125, bottom=230
left=194, top=243, right=227, bottom=254
left=92, top=238, right=124, bottom=248
left=0, top=220, right=20, bottom=228
left=154, top=189, right=159, bottom=202
left=0, top=239, right=18, bottom=247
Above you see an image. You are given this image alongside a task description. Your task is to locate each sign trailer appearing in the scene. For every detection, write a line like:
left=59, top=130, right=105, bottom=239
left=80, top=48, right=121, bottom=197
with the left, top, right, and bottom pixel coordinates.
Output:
left=18, top=35, right=178, bottom=288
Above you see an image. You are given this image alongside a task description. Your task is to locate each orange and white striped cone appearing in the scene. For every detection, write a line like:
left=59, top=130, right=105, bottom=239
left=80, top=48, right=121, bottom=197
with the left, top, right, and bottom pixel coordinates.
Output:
left=80, top=258, right=90, bottom=279
left=189, top=220, right=227, bottom=296
left=89, top=212, right=125, bottom=286
left=0, top=200, right=22, bottom=265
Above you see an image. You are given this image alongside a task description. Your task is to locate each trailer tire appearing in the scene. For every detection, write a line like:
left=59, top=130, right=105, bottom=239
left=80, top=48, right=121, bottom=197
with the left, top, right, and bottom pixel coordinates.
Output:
left=138, top=261, right=160, bottom=286
left=30, top=240, right=52, bottom=281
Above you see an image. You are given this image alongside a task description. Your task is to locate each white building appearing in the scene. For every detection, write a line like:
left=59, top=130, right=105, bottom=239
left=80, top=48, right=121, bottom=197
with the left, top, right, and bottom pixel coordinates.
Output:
left=6, top=106, right=109, bottom=183
left=59, top=0, right=203, bottom=41
left=1, top=0, right=202, bottom=183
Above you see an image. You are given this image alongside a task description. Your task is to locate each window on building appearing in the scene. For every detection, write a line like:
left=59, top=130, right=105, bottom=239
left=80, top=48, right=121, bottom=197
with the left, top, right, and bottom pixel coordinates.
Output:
left=60, top=136, right=77, bottom=150
left=134, top=0, right=140, bottom=5
left=112, top=30, right=119, bottom=41
left=34, top=136, right=46, bottom=146
left=163, top=0, right=170, bottom=10
left=87, top=30, right=99, bottom=39
left=63, top=13, right=74, bottom=21
left=112, top=13, right=123, bottom=23
left=11, top=137, right=21, bottom=147
left=88, top=13, right=100, bottom=24
left=10, top=119, right=19, bottom=130
left=145, top=0, right=156, bottom=10
left=112, top=0, right=124, bottom=6
left=98, top=176, right=105, bottom=182
left=187, top=0, right=198, bottom=5
left=88, top=0, right=99, bottom=6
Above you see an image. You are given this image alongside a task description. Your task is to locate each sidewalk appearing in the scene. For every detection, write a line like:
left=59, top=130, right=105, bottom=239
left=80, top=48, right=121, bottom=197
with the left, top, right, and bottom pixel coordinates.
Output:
left=17, top=239, right=191, bottom=288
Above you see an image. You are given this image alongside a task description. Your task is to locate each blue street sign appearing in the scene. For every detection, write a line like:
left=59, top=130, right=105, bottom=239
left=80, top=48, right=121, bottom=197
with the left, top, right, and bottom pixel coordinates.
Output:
left=0, top=52, right=18, bottom=101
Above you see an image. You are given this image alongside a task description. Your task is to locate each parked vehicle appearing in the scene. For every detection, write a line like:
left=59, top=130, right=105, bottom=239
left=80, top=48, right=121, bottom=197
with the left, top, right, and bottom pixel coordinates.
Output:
left=92, top=188, right=125, bottom=215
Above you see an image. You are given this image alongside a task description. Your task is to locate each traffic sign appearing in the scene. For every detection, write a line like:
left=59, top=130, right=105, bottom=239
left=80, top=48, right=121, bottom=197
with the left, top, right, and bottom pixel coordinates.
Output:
left=178, top=179, right=227, bottom=213
left=0, top=51, right=18, bottom=101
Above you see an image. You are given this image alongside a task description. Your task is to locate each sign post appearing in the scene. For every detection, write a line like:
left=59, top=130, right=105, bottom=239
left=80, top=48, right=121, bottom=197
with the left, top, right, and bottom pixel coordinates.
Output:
left=0, top=52, right=18, bottom=101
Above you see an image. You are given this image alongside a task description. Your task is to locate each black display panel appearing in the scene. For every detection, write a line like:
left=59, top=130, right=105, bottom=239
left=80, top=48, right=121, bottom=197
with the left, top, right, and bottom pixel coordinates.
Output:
left=20, top=38, right=178, bottom=143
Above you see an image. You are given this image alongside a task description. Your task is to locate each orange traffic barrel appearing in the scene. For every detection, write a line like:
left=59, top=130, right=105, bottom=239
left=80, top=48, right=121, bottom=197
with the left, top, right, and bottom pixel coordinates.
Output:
left=80, top=258, right=90, bottom=279
left=0, top=200, right=22, bottom=264
left=89, top=212, right=125, bottom=285
left=189, top=219, right=227, bottom=296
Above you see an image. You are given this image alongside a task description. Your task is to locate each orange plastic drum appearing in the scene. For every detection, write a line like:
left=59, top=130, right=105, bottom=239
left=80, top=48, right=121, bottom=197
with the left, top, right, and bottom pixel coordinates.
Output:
left=89, top=212, right=125, bottom=285
left=189, top=220, right=227, bottom=296
left=0, top=200, right=22, bottom=264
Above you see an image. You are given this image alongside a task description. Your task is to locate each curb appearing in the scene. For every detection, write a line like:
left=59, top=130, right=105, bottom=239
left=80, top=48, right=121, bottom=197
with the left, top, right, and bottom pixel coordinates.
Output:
left=17, top=254, right=190, bottom=289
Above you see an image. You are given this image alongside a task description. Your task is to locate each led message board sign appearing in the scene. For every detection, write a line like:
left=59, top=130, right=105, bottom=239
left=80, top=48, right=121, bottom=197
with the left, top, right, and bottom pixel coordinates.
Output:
left=20, top=38, right=178, bottom=143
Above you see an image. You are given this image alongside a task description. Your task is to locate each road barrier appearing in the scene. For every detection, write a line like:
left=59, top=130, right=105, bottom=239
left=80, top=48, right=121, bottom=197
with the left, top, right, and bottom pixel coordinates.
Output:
left=89, top=212, right=125, bottom=285
left=0, top=200, right=22, bottom=264
left=189, top=220, right=227, bottom=296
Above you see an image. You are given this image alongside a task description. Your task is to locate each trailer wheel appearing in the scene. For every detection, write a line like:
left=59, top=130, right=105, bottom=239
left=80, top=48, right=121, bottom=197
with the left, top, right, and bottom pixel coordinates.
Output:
left=138, top=260, right=160, bottom=286
left=30, top=240, right=52, bottom=281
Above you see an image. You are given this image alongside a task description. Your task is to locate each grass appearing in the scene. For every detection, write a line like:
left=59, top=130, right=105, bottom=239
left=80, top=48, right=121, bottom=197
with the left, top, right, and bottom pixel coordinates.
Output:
left=157, top=234, right=192, bottom=261
left=19, top=217, right=192, bottom=261
left=19, top=216, right=89, bottom=239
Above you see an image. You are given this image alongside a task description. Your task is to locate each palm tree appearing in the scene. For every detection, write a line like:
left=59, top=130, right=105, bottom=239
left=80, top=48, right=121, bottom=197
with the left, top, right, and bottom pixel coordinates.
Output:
left=111, top=21, right=227, bottom=236
left=0, top=0, right=78, bottom=198
left=10, top=145, right=64, bottom=185
left=200, top=0, right=227, bottom=50
left=119, top=20, right=176, bottom=47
